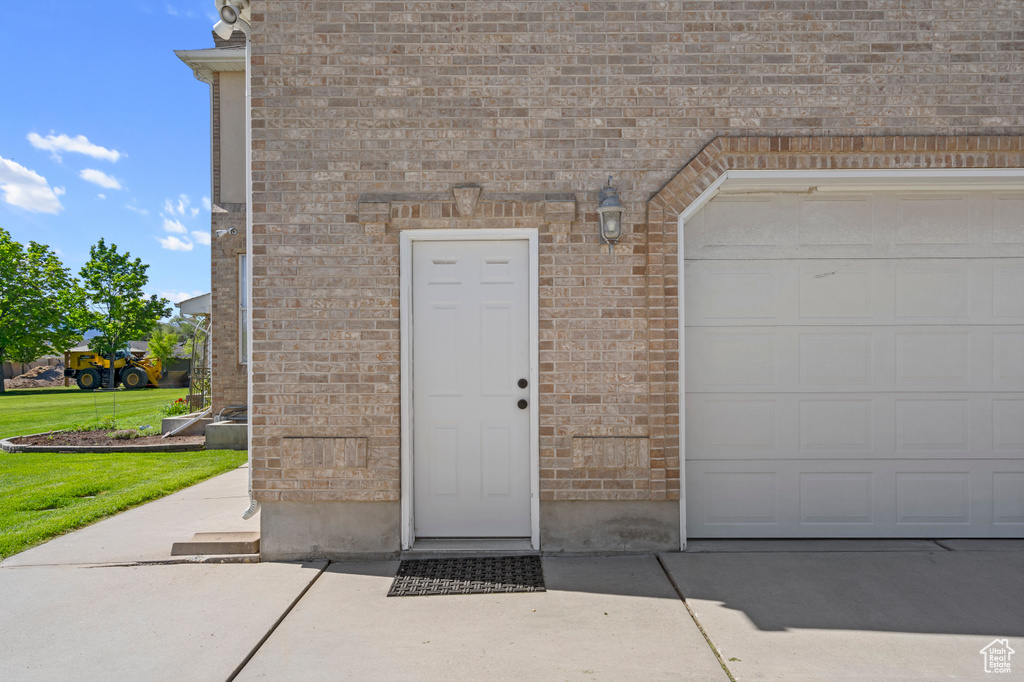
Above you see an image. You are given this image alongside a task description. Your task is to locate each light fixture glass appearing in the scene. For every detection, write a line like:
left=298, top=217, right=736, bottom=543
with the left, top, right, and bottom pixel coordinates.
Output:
left=220, top=4, right=239, bottom=22
left=597, top=177, right=624, bottom=254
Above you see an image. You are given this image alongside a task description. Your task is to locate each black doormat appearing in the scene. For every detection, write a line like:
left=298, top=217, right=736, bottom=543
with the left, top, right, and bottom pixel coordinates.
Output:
left=388, top=556, right=545, bottom=597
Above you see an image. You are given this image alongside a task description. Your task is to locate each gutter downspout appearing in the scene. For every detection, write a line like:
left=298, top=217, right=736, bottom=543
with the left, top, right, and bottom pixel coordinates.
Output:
left=242, top=32, right=259, bottom=521
left=163, top=407, right=212, bottom=438
left=236, top=21, right=258, bottom=521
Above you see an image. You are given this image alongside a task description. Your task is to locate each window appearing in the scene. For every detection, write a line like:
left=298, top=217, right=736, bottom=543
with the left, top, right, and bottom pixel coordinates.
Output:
left=238, top=253, right=247, bottom=363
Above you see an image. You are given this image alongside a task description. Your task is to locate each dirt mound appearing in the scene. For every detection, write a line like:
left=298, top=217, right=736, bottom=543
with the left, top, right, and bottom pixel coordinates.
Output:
left=11, top=430, right=204, bottom=448
left=5, top=363, right=66, bottom=390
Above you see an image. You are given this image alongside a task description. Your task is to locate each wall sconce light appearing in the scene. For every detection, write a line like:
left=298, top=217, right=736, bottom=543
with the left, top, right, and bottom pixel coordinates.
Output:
left=213, top=0, right=251, bottom=39
left=597, top=176, right=624, bottom=254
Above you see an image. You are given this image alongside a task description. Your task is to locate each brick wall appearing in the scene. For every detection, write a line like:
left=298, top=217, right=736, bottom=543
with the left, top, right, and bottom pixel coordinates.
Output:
left=246, top=2, right=1024, bottom=505
left=210, top=205, right=247, bottom=415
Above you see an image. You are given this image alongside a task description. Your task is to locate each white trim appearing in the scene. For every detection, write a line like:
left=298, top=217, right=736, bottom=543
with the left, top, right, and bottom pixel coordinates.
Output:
left=399, top=235, right=413, bottom=548
left=678, top=168, right=1024, bottom=222
left=175, top=47, right=246, bottom=84
left=674, top=166, right=1024, bottom=549
left=399, top=228, right=541, bottom=551
left=243, top=37, right=257, bottom=518
left=175, top=292, right=211, bottom=316
left=238, top=254, right=248, bottom=364
left=677, top=210, right=687, bottom=552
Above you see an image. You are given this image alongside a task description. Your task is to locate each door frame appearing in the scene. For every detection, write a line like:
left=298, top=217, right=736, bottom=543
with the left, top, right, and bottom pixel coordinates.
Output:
left=399, top=228, right=540, bottom=550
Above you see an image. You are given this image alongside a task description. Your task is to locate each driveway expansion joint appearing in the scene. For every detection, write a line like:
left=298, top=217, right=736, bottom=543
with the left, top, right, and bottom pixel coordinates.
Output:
left=656, top=554, right=737, bottom=682
left=225, top=560, right=330, bottom=682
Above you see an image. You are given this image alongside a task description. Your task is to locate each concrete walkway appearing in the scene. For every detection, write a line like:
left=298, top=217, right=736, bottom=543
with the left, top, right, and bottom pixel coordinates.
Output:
left=1, top=468, right=1021, bottom=681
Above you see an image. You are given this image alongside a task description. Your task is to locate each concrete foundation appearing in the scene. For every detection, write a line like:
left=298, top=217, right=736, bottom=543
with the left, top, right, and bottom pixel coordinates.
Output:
left=540, top=500, right=680, bottom=553
left=260, top=501, right=401, bottom=561
left=262, top=500, right=681, bottom=558
left=160, top=414, right=212, bottom=436
left=170, top=531, right=261, bottom=556
left=205, top=421, right=247, bottom=450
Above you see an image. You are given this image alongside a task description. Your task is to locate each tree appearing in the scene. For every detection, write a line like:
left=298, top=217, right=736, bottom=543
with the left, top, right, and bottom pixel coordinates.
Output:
left=144, top=315, right=197, bottom=344
left=79, top=239, right=171, bottom=388
left=146, top=329, right=181, bottom=370
left=0, top=228, right=85, bottom=393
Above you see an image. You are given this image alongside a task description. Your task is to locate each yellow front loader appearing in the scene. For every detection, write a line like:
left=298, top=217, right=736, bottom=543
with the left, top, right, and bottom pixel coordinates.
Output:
left=65, top=349, right=163, bottom=390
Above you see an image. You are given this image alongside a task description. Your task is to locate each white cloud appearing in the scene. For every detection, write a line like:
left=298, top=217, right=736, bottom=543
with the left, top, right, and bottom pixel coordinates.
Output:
left=27, top=132, right=121, bottom=163
left=157, top=235, right=193, bottom=251
left=98, top=193, right=106, bottom=200
left=79, top=168, right=122, bottom=190
left=190, top=207, right=199, bottom=218
left=158, top=289, right=204, bottom=304
left=166, top=5, right=179, bottom=16
left=125, top=203, right=149, bottom=216
left=202, top=196, right=211, bottom=211
left=191, top=230, right=211, bottom=246
left=162, top=217, right=187, bottom=234
left=0, top=155, right=65, bottom=214
left=163, top=193, right=192, bottom=217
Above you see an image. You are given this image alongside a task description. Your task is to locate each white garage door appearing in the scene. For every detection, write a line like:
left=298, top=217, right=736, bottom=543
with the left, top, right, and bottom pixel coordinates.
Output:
left=685, top=189, right=1024, bottom=537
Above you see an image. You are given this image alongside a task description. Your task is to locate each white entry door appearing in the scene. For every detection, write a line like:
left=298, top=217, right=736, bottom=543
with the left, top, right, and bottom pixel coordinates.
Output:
left=412, top=239, right=532, bottom=537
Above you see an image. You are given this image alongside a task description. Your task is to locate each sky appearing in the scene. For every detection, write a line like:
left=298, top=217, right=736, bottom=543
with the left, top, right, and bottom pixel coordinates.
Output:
left=0, top=1, right=223, bottom=312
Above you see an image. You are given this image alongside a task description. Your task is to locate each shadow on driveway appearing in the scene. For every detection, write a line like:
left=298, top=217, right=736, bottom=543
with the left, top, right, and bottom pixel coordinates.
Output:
left=661, top=548, right=1024, bottom=636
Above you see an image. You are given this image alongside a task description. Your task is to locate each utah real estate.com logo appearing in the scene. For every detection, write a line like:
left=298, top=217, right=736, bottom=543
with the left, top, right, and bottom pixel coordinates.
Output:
left=980, top=639, right=1014, bottom=674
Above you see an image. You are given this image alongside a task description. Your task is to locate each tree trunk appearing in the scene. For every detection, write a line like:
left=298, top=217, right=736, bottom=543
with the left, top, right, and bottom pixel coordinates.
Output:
left=109, top=349, right=117, bottom=389
left=0, top=347, right=6, bottom=394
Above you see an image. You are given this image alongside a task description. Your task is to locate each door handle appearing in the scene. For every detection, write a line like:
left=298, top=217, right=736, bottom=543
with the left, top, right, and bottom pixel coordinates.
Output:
left=518, top=378, right=528, bottom=389
left=517, top=399, right=528, bottom=409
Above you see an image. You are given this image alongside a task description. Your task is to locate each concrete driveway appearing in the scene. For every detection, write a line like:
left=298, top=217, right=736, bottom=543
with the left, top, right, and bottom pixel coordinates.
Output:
left=661, top=541, right=1024, bottom=681
left=1, top=467, right=1021, bottom=680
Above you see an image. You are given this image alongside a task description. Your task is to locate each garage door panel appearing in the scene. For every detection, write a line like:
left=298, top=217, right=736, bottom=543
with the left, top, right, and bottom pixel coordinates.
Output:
left=994, top=333, right=1024, bottom=384
left=687, top=327, right=1013, bottom=392
left=686, top=460, right=1024, bottom=538
left=993, top=266, right=1024, bottom=318
left=685, top=191, right=1024, bottom=260
left=993, top=194, right=1024, bottom=245
left=894, top=193, right=972, bottom=246
left=993, top=473, right=1024, bottom=524
left=686, top=258, right=1024, bottom=326
left=689, top=393, right=1012, bottom=460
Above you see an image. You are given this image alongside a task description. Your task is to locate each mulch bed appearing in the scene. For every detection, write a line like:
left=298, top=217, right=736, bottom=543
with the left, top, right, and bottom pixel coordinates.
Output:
left=11, top=431, right=205, bottom=448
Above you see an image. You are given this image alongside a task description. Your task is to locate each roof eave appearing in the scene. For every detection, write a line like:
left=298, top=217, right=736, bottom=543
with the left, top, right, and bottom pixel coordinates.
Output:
left=175, top=47, right=246, bottom=85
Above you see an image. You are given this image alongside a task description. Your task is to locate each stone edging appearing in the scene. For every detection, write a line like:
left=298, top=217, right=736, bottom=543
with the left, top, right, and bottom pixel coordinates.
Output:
left=0, top=433, right=205, bottom=454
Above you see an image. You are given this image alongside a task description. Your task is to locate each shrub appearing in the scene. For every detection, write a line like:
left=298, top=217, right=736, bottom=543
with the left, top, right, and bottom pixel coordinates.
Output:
left=65, top=416, right=118, bottom=432
left=160, top=397, right=190, bottom=417
left=109, top=429, right=141, bottom=440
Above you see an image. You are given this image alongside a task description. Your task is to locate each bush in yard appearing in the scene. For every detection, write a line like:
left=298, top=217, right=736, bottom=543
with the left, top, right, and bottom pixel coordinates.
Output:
left=65, top=416, right=119, bottom=432
left=160, top=397, right=190, bottom=416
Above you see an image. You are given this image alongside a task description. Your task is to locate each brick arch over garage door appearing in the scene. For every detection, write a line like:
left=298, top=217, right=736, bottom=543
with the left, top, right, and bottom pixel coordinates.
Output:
left=645, top=135, right=1024, bottom=501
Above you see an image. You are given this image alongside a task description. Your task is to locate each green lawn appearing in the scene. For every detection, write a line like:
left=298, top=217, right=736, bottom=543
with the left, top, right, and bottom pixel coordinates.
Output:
left=0, top=386, right=248, bottom=559
left=0, top=386, right=188, bottom=439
